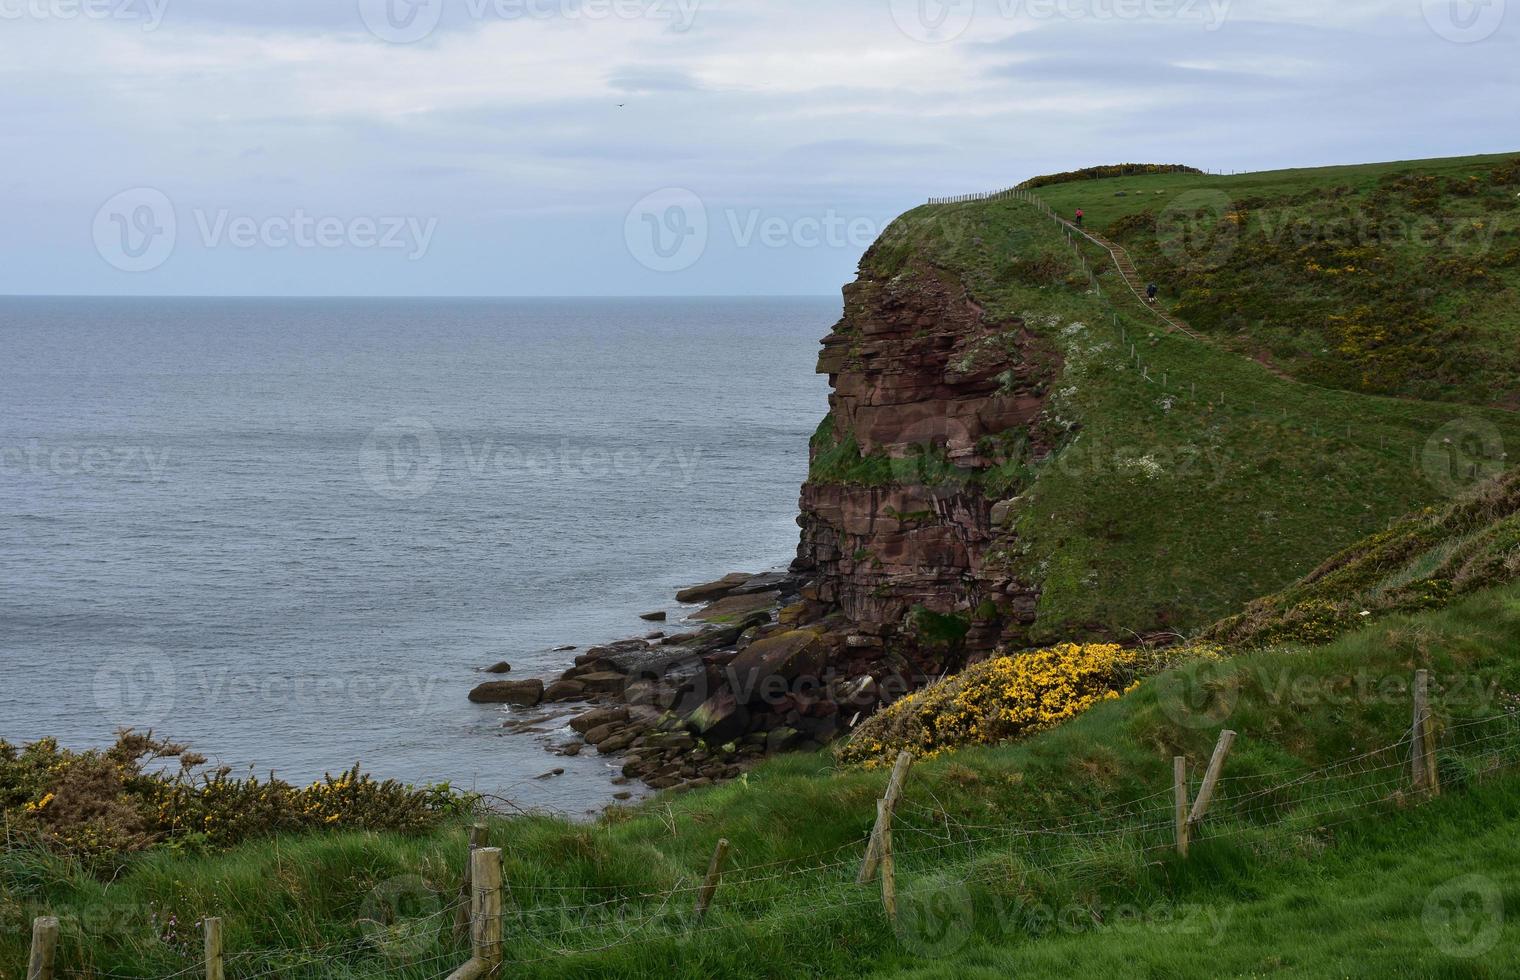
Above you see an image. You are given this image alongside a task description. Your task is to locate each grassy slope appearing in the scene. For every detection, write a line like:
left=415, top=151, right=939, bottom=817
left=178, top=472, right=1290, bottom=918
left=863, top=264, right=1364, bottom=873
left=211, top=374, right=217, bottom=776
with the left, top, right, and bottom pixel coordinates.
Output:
left=1029, top=152, right=1520, bottom=404
left=842, top=180, right=1520, bottom=640
left=880, top=788, right=1520, bottom=979
left=1206, top=467, right=1520, bottom=648
left=10, top=582, right=1520, bottom=977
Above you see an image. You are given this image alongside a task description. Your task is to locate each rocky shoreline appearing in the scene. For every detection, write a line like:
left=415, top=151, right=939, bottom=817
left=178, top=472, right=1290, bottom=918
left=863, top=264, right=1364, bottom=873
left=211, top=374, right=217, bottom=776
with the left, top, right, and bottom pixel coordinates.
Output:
left=469, top=569, right=905, bottom=797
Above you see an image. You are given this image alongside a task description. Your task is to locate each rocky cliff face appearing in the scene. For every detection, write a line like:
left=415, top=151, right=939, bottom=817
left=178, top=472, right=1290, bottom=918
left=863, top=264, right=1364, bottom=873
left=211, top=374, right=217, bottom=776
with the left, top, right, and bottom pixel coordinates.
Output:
left=793, top=258, right=1064, bottom=665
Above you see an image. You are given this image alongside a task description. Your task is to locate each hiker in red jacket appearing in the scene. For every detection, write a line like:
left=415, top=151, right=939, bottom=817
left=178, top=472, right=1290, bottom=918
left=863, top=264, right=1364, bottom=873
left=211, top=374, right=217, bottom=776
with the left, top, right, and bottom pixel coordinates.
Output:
left=1074, top=208, right=1085, bottom=228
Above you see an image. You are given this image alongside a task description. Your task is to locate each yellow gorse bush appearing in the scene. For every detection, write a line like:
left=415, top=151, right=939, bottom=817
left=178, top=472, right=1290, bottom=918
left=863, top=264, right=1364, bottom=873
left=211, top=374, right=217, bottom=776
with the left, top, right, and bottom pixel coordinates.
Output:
left=838, top=642, right=1224, bottom=767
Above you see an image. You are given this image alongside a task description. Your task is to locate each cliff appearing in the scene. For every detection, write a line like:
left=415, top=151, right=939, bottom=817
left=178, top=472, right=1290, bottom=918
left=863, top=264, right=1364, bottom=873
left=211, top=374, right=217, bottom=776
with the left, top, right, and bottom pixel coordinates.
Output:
left=792, top=256, right=1059, bottom=666
left=786, top=160, right=1520, bottom=679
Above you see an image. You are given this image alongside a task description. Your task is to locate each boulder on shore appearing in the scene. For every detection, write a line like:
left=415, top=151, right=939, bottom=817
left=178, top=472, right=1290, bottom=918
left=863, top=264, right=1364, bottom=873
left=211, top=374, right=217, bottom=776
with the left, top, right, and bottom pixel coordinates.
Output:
left=675, top=572, right=753, bottom=604
left=640, top=610, right=667, bottom=622
left=570, top=706, right=629, bottom=734
left=726, top=629, right=826, bottom=698
left=468, top=679, right=544, bottom=706
left=692, top=591, right=780, bottom=623
left=543, top=679, right=588, bottom=702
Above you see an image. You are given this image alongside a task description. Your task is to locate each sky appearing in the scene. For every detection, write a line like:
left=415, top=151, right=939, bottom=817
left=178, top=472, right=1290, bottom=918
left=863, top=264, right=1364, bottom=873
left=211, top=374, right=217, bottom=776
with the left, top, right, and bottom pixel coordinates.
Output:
left=0, top=0, right=1514, bottom=296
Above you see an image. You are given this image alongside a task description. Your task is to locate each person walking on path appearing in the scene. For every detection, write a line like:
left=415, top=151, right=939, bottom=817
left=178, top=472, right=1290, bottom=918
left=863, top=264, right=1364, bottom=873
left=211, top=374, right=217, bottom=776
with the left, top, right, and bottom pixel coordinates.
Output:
left=1074, top=208, right=1084, bottom=228
left=1146, top=282, right=1159, bottom=303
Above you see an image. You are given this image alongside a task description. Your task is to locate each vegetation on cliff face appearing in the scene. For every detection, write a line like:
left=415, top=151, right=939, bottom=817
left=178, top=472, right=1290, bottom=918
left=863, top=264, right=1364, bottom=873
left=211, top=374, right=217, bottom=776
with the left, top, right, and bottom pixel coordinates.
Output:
left=1205, top=467, right=1520, bottom=649
left=807, top=154, right=1520, bottom=646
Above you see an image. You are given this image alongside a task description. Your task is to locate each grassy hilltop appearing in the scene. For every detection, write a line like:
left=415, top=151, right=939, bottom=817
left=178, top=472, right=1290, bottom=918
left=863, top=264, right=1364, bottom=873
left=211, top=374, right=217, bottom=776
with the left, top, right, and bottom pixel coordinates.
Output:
left=1030, top=152, right=1520, bottom=404
left=811, top=152, right=1520, bottom=642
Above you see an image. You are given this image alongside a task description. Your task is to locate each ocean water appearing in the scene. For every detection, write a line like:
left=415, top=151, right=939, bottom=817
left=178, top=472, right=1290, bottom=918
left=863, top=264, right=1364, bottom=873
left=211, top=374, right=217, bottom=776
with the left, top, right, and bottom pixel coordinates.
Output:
left=0, top=296, right=834, bottom=815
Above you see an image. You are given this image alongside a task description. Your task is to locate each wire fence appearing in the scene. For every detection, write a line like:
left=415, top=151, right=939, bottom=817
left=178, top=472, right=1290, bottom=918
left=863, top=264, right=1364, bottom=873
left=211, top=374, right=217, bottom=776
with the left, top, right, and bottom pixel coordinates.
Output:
left=24, top=695, right=1520, bottom=978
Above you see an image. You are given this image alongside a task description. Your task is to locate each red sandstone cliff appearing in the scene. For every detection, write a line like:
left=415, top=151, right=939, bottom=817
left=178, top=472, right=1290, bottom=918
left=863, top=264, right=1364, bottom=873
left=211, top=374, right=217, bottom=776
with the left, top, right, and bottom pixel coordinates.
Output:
left=793, top=258, right=1064, bottom=663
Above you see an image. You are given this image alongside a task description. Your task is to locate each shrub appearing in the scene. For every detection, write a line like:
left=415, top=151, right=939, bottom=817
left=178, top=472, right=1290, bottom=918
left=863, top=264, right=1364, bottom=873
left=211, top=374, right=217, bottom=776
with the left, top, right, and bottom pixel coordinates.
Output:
left=0, top=732, right=470, bottom=867
left=837, top=642, right=1224, bottom=766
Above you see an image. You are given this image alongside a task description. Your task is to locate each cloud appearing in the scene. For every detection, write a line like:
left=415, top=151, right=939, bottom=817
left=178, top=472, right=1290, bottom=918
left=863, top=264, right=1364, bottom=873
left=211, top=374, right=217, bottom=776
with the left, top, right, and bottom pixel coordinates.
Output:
left=607, top=65, right=703, bottom=92
left=0, top=0, right=1512, bottom=295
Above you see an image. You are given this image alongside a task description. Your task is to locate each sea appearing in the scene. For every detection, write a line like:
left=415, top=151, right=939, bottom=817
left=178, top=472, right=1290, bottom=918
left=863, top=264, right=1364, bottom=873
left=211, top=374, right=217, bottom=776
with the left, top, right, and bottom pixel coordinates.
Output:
left=0, top=296, right=835, bottom=816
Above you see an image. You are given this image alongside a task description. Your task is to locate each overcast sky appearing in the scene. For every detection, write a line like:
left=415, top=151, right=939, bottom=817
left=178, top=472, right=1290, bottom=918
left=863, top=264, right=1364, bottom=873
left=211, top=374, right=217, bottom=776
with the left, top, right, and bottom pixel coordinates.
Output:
left=0, top=0, right=1513, bottom=296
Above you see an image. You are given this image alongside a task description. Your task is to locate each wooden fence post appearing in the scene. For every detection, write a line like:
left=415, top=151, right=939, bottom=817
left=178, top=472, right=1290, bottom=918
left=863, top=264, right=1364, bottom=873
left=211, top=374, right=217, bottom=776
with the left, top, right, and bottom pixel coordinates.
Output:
left=1187, top=730, right=1237, bottom=831
left=454, top=823, right=488, bottom=940
left=693, top=838, right=731, bottom=924
left=28, top=916, right=58, bottom=980
left=878, top=800, right=897, bottom=927
left=1413, top=671, right=1440, bottom=797
left=1173, top=756, right=1190, bottom=857
left=859, top=751, right=913, bottom=884
left=203, top=916, right=224, bottom=980
left=472, top=847, right=503, bottom=977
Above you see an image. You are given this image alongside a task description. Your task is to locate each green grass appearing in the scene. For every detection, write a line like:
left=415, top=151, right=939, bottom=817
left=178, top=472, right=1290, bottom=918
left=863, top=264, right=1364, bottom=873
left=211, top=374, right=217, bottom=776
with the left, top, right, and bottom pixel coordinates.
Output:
left=809, top=164, right=1520, bottom=642
left=11, top=581, right=1520, bottom=978
left=1029, top=152, right=1520, bottom=404
left=1206, top=467, right=1520, bottom=648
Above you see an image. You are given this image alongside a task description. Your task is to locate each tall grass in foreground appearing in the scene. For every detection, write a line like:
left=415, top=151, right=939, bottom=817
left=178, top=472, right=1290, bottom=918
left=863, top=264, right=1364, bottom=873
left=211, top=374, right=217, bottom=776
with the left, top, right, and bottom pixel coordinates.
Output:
left=8, top=582, right=1520, bottom=977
